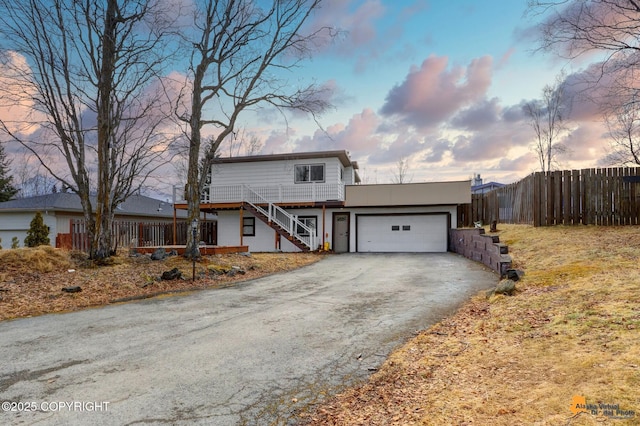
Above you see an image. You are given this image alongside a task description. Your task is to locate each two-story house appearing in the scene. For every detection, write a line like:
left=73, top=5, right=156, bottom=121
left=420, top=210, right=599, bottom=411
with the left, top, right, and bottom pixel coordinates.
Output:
left=174, top=150, right=470, bottom=253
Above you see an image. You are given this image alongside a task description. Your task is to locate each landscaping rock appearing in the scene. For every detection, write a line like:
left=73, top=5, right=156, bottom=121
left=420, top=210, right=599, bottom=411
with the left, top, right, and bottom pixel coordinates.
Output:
left=231, top=266, right=246, bottom=275
left=208, top=265, right=230, bottom=276
left=167, top=250, right=178, bottom=257
left=150, top=248, right=167, bottom=261
left=506, top=269, right=524, bottom=281
left=62, top=286, right=82, bottom=293
left=161, top=268, right=182, bottom=281
left=495, top=279, right=516, bottom=296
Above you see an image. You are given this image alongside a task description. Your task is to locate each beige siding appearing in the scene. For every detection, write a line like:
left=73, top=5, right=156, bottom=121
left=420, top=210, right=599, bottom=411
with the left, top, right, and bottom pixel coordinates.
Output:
left=0, top=211, right=57, bottom=248
left=345, top=181, right=470, bottom=207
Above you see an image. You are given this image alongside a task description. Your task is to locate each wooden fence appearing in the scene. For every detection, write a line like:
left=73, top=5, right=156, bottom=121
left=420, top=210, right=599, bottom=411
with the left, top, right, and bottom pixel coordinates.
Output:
left=458, top=167, right=640, bottom=227
left=66, top=219, right=216, bottom=252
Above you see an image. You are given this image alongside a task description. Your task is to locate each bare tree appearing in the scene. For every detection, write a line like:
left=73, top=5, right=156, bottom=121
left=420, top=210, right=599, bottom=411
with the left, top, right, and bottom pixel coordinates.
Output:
left=11, top=153, right=58, bottom=198
left=391, top=157, right=413, bottom=184
left=529, top=0, right=640, bottom=161
left=0, top=0, right=176, bottom=259
left=604, top=96, right=640, bottom=165
left=530, top=0, right=640, bottom=65
left=176, top=0, right=334, bottom=257
left=223, top=128, right=264, bottom=157
left=523, top=74, right=570, bottom=172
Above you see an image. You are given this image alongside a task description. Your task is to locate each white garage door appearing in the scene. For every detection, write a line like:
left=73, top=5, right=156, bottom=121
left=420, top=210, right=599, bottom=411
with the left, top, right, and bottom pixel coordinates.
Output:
left=356, top=214, right=448, bottom=252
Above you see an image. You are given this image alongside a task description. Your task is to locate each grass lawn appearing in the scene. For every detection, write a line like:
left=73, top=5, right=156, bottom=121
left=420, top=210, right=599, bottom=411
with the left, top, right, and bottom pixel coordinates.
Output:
left=300, top=225, right=640, bottom=425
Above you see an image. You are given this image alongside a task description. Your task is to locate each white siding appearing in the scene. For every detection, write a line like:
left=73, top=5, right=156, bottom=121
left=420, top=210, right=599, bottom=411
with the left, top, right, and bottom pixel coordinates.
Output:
left=216, top=208, right=330, bottom=253
left=210, top=157, right=344, bottom=186
left=342, top=166, right=356, bottom=185
left=215, top=205, right=457, bottom=253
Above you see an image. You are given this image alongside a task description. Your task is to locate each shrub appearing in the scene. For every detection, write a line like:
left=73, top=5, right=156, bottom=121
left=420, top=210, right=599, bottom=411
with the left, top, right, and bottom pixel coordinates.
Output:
left=11, top=237, right=19, bottom=249
left=24, top=212, right=50, bottom=247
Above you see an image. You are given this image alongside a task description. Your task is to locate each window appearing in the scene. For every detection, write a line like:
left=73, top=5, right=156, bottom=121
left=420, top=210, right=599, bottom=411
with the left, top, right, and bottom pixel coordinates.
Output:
left=295, top=164, right=325, bottom=183
left=391, top=225, right=400, bottom=231
left=296, top=216, right=317, bottom=237
left=243, top=217, right=255, bottom=236
left=402, top=225, right=411, bottom=231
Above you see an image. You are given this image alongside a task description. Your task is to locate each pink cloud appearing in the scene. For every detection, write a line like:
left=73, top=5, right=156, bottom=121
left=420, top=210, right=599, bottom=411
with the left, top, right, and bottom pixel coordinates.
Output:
left=561, top=122, right=609, bottom=162
left=497, top=47, right=516, bottom=69
left=287, top=108, right=383, bottom=157
left=493, top=153, right=538, bottom=174
left=380, top=55, right=493, bottom=129
left=307, top=0, right=385, bottom=55
left=0, top=51, right=45, bottom=136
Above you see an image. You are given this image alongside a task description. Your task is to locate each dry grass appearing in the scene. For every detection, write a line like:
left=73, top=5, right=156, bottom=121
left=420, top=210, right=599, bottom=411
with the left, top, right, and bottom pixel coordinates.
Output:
left=301, top=225, right=640, bottom=425
left=0, top=248, right=322, bottom=321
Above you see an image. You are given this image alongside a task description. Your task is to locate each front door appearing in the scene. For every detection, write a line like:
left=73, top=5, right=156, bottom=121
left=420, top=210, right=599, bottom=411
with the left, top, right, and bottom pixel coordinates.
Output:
left=332, top=212, right=349, bottom=253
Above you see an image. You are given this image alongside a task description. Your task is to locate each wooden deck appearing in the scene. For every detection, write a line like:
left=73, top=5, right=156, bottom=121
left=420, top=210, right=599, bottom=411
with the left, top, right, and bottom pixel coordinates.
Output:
left=133, top=245, right=249, bottom=256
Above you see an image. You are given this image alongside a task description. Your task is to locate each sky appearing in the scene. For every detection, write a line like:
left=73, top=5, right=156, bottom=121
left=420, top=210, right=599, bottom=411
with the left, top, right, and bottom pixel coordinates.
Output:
left=0, top=0, right=616, bottom=198
left=241, top=0, right=609, bottom=187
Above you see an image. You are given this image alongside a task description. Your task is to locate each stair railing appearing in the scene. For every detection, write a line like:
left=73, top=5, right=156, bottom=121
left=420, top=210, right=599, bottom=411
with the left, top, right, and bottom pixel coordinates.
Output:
left=242, top=184, right=316, bottom=250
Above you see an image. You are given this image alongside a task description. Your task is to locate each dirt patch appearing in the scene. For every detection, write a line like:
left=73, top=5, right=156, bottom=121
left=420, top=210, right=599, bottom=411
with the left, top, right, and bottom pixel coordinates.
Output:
left=0, top=247, right=322, bottom=321
left=299, top=225, right=640, bottom=425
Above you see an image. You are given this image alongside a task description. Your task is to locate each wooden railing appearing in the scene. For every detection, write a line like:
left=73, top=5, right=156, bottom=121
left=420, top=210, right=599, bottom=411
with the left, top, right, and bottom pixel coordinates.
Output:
left=64, top=219, right=216, bottom=252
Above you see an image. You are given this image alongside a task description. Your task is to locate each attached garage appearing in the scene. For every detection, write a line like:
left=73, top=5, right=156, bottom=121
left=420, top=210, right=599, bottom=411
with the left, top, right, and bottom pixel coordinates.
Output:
left=355, top=213, right=449, bottom=253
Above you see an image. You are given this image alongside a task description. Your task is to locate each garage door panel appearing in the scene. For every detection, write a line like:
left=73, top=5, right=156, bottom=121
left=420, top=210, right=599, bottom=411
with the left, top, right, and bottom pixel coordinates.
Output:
left=357, top=215, right=447, bottom=252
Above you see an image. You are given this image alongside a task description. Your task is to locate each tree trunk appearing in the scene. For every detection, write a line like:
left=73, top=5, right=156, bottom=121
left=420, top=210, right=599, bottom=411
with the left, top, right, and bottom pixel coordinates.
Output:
left=93, top=0, right=117, bottom=259
left=185, top=63, right=205, bottom=259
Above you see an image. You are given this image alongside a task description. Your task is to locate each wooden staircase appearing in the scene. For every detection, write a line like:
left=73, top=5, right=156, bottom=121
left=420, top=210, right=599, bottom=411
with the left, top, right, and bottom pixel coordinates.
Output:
left=240, top=185, right=317, bottom=251
left=242, top=203, right=310, bottom=251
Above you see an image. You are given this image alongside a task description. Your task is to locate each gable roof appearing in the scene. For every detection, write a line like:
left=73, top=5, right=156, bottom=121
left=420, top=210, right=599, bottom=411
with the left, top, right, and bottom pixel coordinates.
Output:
left=471, top=181, right=505, bottom=193
left=0, top=193, right=185, bottom=219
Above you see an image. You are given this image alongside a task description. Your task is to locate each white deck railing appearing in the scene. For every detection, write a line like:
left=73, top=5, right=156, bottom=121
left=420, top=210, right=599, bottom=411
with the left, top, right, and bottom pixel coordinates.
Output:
left=242, top=185, right=317, bottom=250
left=189, top=183, right=345, bottom=204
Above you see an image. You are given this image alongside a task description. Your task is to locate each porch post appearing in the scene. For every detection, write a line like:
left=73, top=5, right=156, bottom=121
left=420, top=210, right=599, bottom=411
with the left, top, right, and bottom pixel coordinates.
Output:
left=172, top=205, right=177, bottom=245
left=322, top=204, right=326, bottom=249
left=239, top=207, right=244, bottom=247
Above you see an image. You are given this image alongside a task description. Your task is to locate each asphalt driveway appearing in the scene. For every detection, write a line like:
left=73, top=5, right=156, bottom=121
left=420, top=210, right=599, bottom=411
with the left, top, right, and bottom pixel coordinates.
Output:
left=0, top=253, right=497, bottom=425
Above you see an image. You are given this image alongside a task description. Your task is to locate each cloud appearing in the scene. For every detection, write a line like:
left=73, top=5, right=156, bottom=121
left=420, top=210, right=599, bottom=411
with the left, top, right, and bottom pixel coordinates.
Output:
left=380, top=55, right=493, bottom=130
left=290, top=108, right=383, bottom=157
left=561, top=122, right=609, bottom=162
left=421, top=138, right=452, bottom=163
left=367, top=132, right=426, bottom=164
left=450, top=97, right=501, bottom=131
left=0, top=51, right=44, bottom=136
left=308, top=0, right=385, bottom=55
left=493, top=153, right=538, bottom=174
left=497, top=47, right=516, bottom=69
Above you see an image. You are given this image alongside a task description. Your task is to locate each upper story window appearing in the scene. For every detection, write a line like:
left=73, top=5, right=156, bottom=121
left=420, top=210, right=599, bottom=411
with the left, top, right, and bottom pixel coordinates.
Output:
left=295, top=164, right=325, bottom=183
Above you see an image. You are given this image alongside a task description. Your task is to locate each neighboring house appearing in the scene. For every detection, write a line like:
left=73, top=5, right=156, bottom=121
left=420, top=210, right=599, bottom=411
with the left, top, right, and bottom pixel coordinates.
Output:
left=471, top=173, right=505, bottom=194
left=0, top=193, right=192, bottom=248
left=174, top=150, right=470, bottom=253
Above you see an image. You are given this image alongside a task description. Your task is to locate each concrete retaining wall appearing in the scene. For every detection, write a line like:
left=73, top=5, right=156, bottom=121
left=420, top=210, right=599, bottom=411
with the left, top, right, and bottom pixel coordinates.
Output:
left=449, top=228, right=511, bottom=277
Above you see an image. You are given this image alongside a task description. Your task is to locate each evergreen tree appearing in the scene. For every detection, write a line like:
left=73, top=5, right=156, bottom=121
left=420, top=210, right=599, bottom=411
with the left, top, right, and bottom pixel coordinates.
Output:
left=0, top=144, right=18, bottom=202
left=24, top=212, right=50, bottom=247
